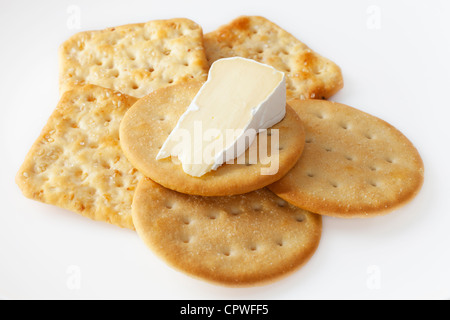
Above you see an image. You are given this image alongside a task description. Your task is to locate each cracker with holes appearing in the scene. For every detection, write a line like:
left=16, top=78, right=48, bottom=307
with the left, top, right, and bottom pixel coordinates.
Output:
left=119, top=81, right=306, bottom=196
left=59, top=18, right=209, bottom=98
left=268, top=99, right=424, bottom=218
left=132, top=177, right=322, bottom=286
left=204, top=16, right=343, bottom=100
left=16, top=85, right=141, bottom=229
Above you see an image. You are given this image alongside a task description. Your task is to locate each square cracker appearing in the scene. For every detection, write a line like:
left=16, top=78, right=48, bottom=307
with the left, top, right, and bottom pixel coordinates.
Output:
left=59, top=18, right=209, bottom=98
left=16, top=85, right=142, bottom=229
left=204, top=16, right=343, bottom=100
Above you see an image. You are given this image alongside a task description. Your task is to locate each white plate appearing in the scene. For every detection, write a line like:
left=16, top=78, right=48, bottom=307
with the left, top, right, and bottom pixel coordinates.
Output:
left=1, top=0, right=449, bottom=299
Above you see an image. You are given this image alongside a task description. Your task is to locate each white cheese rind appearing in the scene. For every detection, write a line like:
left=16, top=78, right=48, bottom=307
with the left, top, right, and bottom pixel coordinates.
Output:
left=156, top=57, right=286, bottom=177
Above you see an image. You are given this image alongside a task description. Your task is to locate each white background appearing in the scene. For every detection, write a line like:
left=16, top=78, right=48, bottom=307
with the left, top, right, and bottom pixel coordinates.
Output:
left=1, top=0, right=449, bottom=300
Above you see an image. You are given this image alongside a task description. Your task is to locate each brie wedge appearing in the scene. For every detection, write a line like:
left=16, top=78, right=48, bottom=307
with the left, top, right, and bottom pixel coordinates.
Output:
left=156, top=57, right=286, bottom=177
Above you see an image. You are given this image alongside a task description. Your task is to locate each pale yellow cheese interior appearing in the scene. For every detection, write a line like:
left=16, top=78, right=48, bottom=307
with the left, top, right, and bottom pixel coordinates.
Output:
left=158, top=58, right=285, bottom=177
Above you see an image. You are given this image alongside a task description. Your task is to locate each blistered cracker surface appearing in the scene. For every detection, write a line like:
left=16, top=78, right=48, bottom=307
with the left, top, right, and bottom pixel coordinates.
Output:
left=204, top=16, right=343, bottom=100
left=119, top=80, right=306, bottom=197
left=132, top=178, right=322, bottom=286
left=16, top=85, right=142, bottom=229
left=59, top=18, right=209, bottom=98
left=268, top=99, right=424, bottom=218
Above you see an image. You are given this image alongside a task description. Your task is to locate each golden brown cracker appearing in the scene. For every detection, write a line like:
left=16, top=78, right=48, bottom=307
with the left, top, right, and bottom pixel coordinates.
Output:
left=204, top=16, right=343, bottom=100
left=59, top=18, right=209, bottom=97
left=119, top=81, right=306, bottom=196
left=268, top=99, right=424, bottom=218
left=132, top=177, right=322, bottom=286
left=16, top=85, right=141, bottom=229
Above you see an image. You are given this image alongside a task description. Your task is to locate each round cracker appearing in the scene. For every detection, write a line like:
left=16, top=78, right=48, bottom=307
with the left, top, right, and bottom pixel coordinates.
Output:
left=120, top=80, right=305, bottom=196
left=268, top=99, right=424, bottom=218
left=132, top=177, right=322, bottom=286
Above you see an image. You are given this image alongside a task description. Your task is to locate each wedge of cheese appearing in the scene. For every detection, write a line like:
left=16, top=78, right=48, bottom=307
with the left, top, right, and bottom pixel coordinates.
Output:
left=156, top=57, right=286, bottom=177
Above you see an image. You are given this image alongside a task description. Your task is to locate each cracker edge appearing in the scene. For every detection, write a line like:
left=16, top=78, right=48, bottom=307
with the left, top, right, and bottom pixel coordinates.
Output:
left=204, top=15, right=344, bottom=99
left=268, top=99, right=425, bottom=218
left=132, top=177, right=323, bottom=287
left=15, top=84, right=138, bottom=229
left=119, top=81, right=307, bottom=197
left=58, top=18, right=208, bottom=96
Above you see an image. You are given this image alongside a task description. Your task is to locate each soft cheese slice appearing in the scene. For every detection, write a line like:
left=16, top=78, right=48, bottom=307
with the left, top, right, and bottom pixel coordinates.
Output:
left=156, top=57, right=286, bottom=177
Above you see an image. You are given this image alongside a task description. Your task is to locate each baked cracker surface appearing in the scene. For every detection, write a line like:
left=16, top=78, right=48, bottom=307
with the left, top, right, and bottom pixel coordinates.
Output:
left=204, top=16, right=343, bottom=100
left=119, top=80, right=306, bottom=196
left=268, top=99, right=424, bottom=218
left=16, top=85, right=141, bottom=229
left=132, top=177, right=322, bottom=286
left=59, top=18, right=209, bottom=98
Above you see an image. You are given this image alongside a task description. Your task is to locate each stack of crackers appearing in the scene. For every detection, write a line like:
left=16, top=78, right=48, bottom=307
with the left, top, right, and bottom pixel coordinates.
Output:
left=16, top=16, right=424, bottom=286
